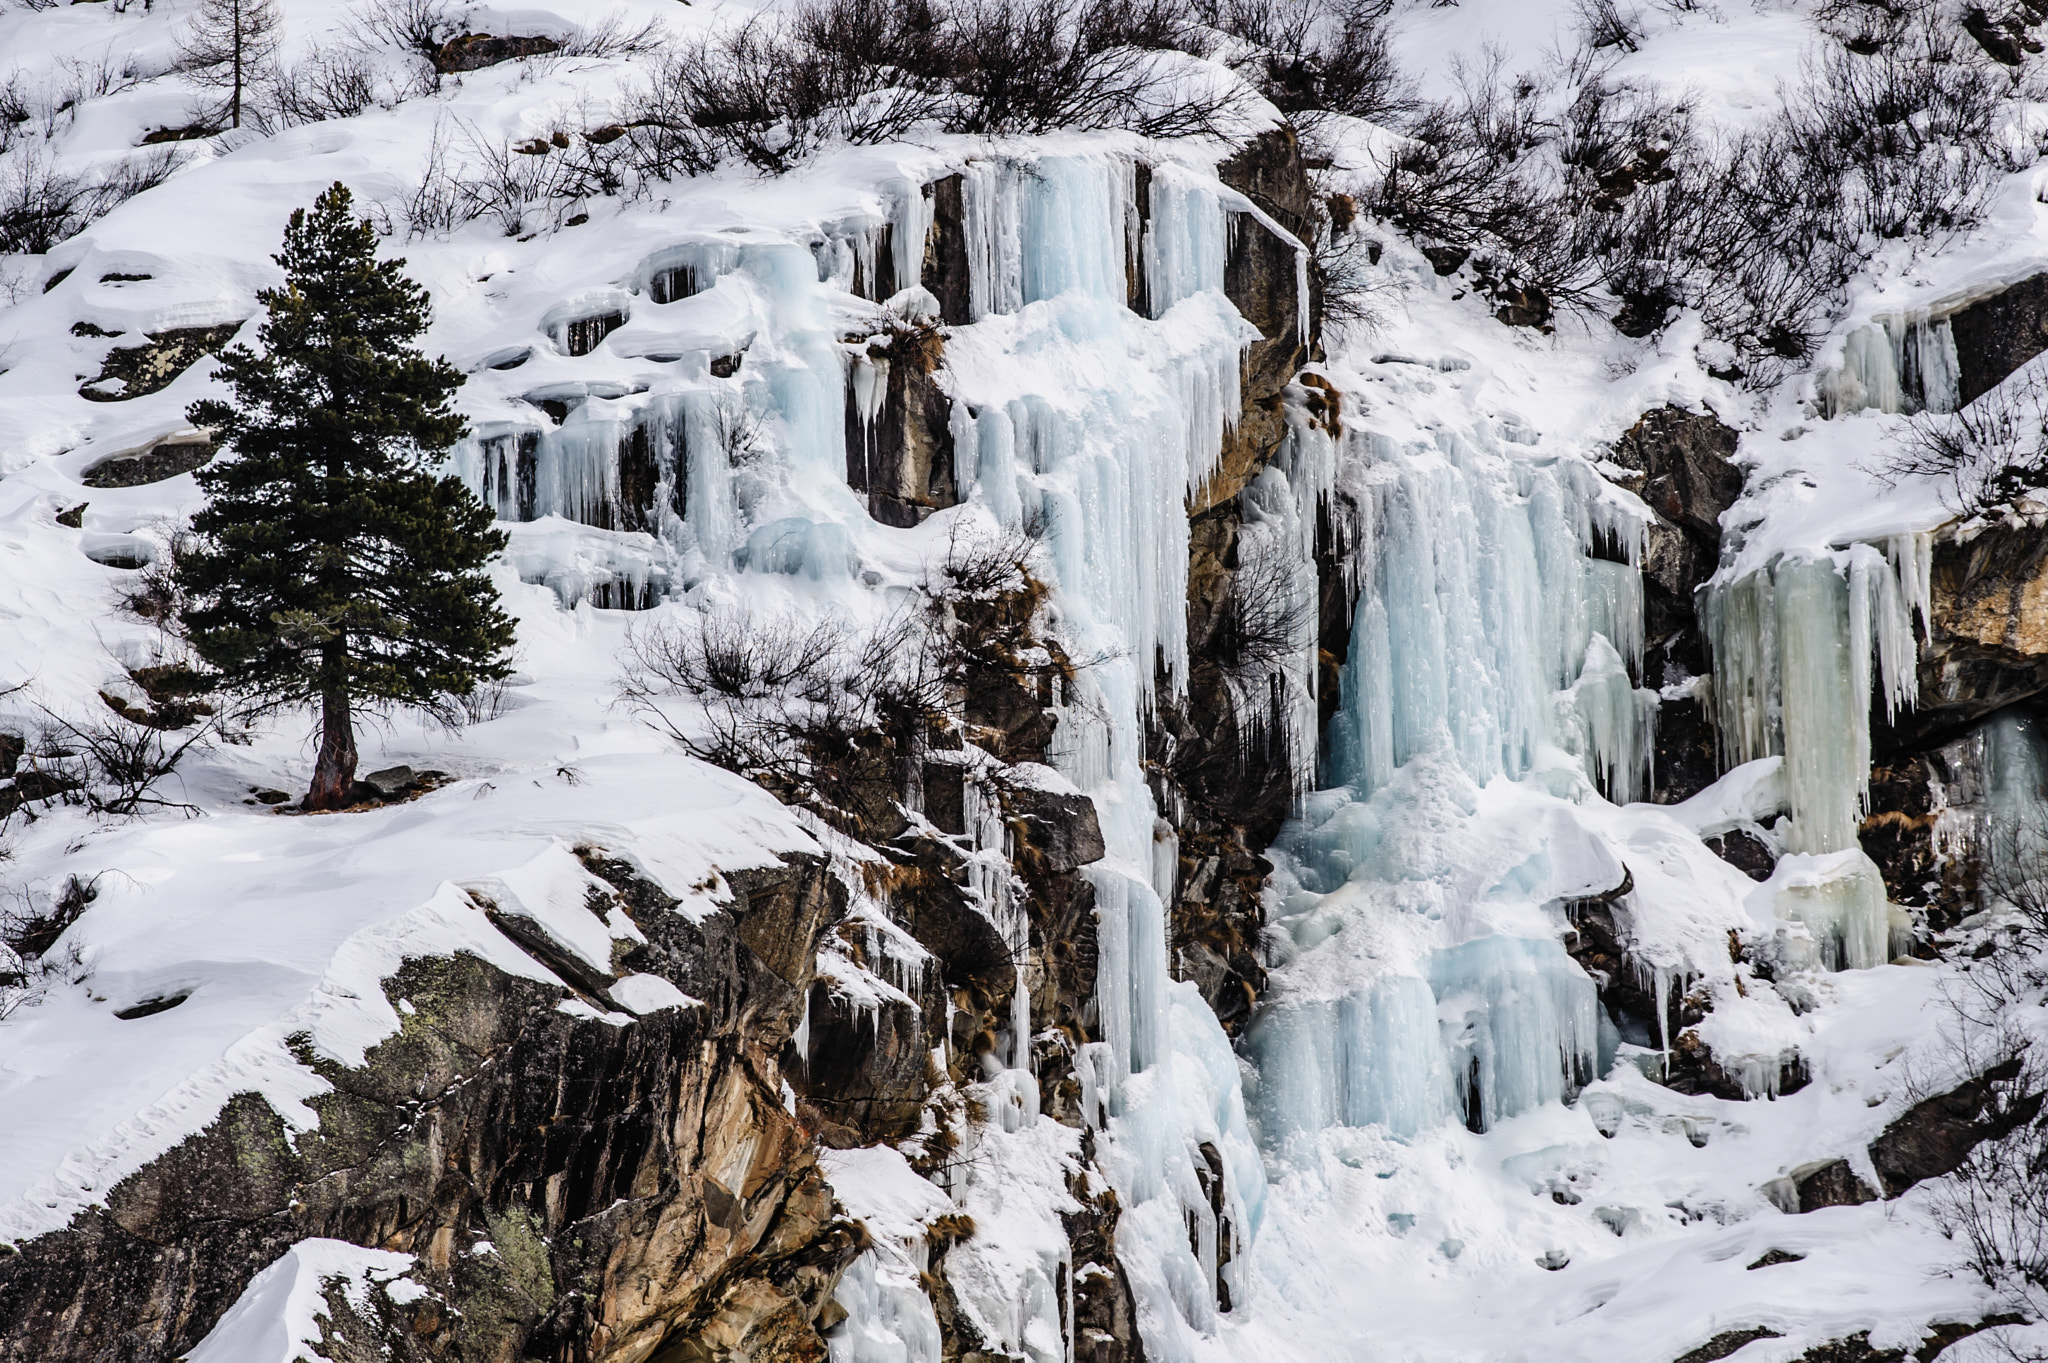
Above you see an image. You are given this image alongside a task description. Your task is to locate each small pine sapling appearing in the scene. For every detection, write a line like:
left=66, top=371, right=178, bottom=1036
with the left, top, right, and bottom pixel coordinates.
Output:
left=178, top=182, right=515, bottom=811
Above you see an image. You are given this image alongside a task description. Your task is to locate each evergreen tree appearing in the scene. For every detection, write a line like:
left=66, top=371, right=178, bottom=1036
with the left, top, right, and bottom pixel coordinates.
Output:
left=180, top=182, right=514, bottom=811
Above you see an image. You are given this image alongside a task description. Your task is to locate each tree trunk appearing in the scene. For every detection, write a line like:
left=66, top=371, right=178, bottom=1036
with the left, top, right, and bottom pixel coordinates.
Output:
left=304, top=686, right=357, bottom=810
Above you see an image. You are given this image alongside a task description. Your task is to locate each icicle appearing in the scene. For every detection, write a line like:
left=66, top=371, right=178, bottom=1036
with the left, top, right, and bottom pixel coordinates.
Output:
left=1816, top=312, right=1961, bottom=417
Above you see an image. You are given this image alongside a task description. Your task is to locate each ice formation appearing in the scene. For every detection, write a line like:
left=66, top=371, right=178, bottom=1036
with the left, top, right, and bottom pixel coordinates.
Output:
left=1703, top=537, right=1930, bottom=968
left=1816, top=312, right=1962, bottom=417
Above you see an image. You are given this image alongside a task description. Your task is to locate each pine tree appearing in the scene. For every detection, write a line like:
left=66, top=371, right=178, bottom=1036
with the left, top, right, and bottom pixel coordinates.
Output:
left=176, top=0, right=280, bottom=129
left=180, top=183, right=514, bottom=811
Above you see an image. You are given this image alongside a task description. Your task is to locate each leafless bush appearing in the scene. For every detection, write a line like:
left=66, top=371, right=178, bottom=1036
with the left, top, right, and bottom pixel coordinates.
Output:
left=1917, top=813, right=2048, bottom=1354
left=1875, top=374, right=2048, bottom=518
left=0, top=145, right=182, bottom=255
left=1573, top=0, right=1645, bottom=51
left=621, top=0, right=1245, bottom=181
left=28, top=701, right=213, bottom=818
left=1200, top=0, right=1406, bottom=125
left=1365, top=13, right=2009, bottom=372
left=557, top=11, right=667, bottom=59
left=0, top=875, right=96, bottom=1021
left=712, top=393, right=765, bottom=467
left=352, top=0, right=464, bottom=63
left=620, top=526, right=1069, bottom=833
left=620, top=605, right=950, bottom=831
left=1312, top=217, right=1386, bottom=334
left=399, top=118, right=476, bottom=236
left=261, top=45, right=382, bottom=128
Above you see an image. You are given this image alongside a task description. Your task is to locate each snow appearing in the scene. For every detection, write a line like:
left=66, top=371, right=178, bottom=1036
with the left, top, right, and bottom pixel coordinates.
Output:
left=4, top=0, right=2046, bottom=1358
left=183, top=1238, right=420, bottom=1363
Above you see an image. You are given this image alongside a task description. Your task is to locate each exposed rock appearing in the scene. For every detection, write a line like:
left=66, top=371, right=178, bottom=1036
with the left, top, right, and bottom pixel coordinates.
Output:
left=1790, top=1317, right=2028, bottom=1362
left=80, top=431, right=215, bottom=487
left=844, top=324, right=956, bottom=528
left=1202, top=127, right=1317, bottom=517
left=1869, top=1056, right=2043, bottom=1197
left=0, top=850, right=862, bottom=1363
left=1604, top=405, right=1744, bottom=804
left=1767, top=1058, right=2042, bottom=1223
left=432, top=33, right=561, bottom=73
left=1948, top=272, right=2048, bottom=406
left=922, top=174, right=972, bottom=327
left=1790, top=1157, right=1880, bottom=1211
left=79, top=323, right=243, bottom=403
left=1884, top=523, right=2048, bottom=750
left=1675, top=1327, right=1784, bottom=1363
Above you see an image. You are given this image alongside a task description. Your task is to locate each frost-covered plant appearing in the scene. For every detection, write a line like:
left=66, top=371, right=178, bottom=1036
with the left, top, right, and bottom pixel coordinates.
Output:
left=1922, top=818, right=2048, bottom=1353
left=620, top=606, right=953, bottom=833
left=259, top=45, right=383, bottom=130
left=1365, top=12, right=2013, bottom=372
left=620, top=525, right=1075, bottom=835
left=1877, top=374, right=2048, bottom=518
left=620, top=0, right=1248, bottom=181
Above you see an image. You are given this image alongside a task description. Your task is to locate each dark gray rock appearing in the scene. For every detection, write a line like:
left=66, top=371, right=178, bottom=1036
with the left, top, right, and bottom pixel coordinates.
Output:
left=1948, top=272, right=2048, bottom=407
left=431, top=33, right=560, bottom=73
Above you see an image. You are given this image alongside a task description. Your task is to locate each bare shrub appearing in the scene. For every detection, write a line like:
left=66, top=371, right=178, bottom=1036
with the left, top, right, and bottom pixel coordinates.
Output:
left=261, top=45, right=382, bottom=128
left=0, top=875, right=96, bottom=1021
left=621, top=0, right=1245, bottom=181
left=557, top=12, right=667, bottom=60
left=0, top=145, right=182, bottom=255
left=1875, top=374, right=2048, bottom=518
left=25, top=692, right=214, bottom=819
left=1200, top=0, right=1406, bottom=125
left=1572, top=0, right=1645, bottom=51
left=620, top=525, right=1072, bottom=834
left=620, top=605, right=949, bottom=831
left=1365, top=13, right=2009, bottom=372
left=1916, top=813, right=2048, bottom=1351
left=398, top=117, right=477, bottom=236
left=352, top=0, right=463, bottom=63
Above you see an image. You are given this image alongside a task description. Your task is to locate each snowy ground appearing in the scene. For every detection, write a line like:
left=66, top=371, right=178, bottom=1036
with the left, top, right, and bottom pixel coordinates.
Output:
left=4, top=0, right=2046, bottom=1360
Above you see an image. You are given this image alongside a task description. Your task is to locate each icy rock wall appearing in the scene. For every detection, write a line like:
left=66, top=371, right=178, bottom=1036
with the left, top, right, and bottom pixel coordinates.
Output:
left=931, top=150, right=1278, bottom=1360
left=1703, top=538, right=1933, bottom=968
left=1245, top=430, right=1649, bottom=1148
left=1817, top=311, right=1963, bottom=417
left=1327, top=429, right=1654, bottom=805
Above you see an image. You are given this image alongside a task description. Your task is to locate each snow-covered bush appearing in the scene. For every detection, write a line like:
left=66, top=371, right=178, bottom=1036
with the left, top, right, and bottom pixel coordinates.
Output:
left=0, top=145, right=180, bottom=256
left=1365, top=15, right=2015, bottom=371
left=1878, top=373, right=2048, bottom=517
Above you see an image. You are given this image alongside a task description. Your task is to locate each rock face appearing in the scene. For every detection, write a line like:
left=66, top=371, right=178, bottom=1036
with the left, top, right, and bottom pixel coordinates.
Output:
left=1603, top=404, right=1743, bottom=805
left=844, top=323, right=956, bottom=528
left=1947, top=273, right=2048, bottom=407
left=1886, top=521, right=2048, bottom=750
left=1779, top=1057, right=2042, bottom=1214
left=0, top=853, right=863, bottom=1363
left=1146, top=127, right=1324, bottom=1035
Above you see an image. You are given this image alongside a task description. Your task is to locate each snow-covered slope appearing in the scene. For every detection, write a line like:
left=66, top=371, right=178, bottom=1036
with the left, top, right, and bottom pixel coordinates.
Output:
left=6, top=0, right=2048, bottom=1359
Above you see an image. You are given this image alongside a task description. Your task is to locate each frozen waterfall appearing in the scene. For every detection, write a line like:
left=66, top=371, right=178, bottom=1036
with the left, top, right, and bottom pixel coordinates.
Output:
left=1247, top=427, right=1653, bottom=1152
left=1702, top=538, right=1930, bottom=969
